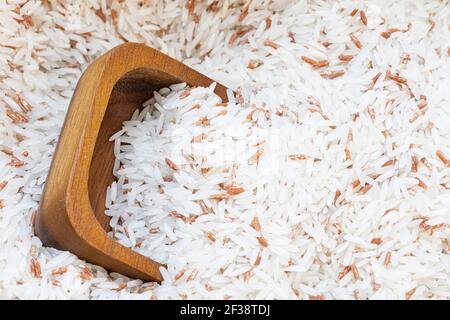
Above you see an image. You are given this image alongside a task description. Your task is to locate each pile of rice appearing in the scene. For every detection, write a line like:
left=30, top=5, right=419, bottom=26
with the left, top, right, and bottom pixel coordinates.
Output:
left=0, top=0, right=449, bottom=299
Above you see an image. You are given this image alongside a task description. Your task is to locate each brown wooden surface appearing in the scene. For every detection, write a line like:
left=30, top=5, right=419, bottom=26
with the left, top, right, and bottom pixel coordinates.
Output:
left=35, top=43, right=228, bottom=282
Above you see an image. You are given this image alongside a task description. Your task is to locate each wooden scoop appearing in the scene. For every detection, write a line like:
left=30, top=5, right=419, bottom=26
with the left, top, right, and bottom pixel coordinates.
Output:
left=36, top=43, right=228, bottom=282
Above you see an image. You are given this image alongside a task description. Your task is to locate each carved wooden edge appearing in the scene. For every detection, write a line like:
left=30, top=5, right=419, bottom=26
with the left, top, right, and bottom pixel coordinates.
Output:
left=36, top=43, right=228, bottom=282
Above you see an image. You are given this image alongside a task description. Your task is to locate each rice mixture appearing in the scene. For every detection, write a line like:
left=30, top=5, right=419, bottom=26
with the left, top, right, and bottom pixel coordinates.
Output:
left=1, top=1, right=449, bottom=299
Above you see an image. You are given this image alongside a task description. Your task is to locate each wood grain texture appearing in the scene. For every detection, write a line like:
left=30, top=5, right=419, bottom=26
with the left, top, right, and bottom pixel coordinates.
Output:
left=35, top=43, right=228, bottom=282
